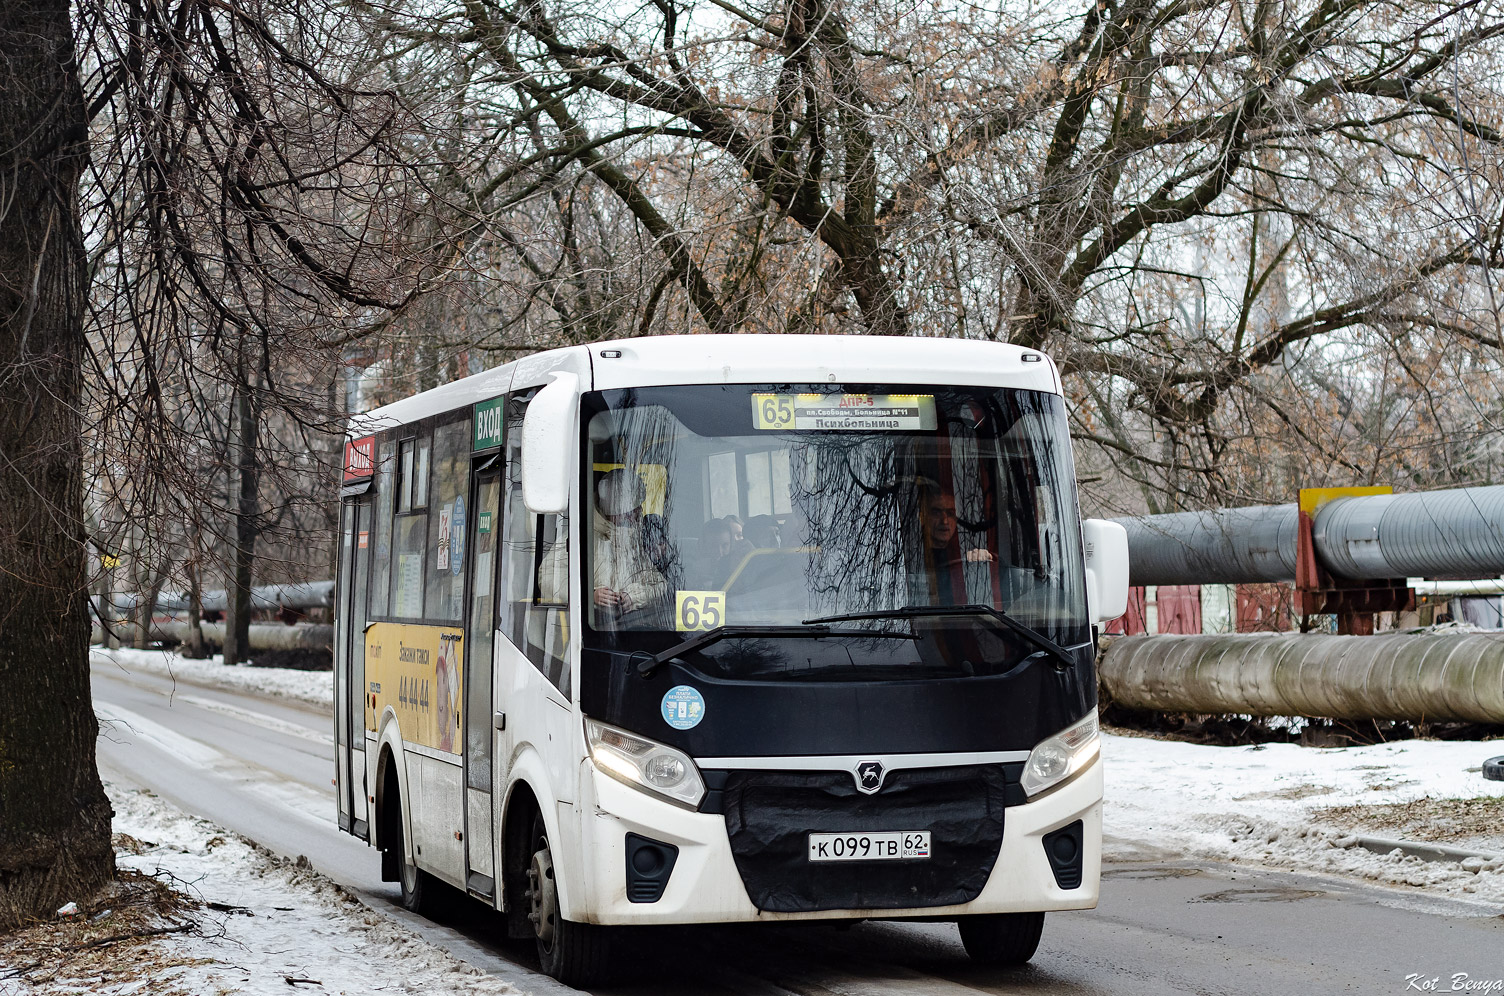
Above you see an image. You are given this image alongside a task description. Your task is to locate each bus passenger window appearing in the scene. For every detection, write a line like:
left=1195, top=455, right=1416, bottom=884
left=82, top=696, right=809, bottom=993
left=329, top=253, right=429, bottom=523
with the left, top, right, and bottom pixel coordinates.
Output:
left=501, top=394, right=570, bottom=694
left=426, top=420, right=468, bottom=623
left=392, top=515, right=426, bottom=618
left=370, top=441, right=393, bottom=618
left=391, top=434, right=430, bottom=618
left=708, top=451, right=737, bottom=519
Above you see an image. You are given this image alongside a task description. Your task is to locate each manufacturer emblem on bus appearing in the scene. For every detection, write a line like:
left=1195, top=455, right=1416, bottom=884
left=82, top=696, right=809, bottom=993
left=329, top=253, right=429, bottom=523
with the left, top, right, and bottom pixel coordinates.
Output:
left=855, top=761, right=885, bottom=795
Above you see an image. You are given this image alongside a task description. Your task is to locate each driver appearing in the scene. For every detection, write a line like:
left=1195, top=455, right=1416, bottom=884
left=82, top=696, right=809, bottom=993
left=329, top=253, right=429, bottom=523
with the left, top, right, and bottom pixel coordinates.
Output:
left=918, top=490, right=994, bottom=604
left=592, top=468, right=670, bottom=619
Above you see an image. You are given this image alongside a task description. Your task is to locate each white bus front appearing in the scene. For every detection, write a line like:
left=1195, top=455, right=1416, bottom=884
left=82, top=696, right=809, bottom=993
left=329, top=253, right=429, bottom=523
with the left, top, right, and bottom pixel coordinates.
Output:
left=541, top=376, right=1123, bottom=971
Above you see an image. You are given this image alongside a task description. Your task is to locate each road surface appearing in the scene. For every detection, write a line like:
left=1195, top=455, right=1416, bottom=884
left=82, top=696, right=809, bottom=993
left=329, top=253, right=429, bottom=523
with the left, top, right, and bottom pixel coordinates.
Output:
left=92, top=659, right=1503, bottom=995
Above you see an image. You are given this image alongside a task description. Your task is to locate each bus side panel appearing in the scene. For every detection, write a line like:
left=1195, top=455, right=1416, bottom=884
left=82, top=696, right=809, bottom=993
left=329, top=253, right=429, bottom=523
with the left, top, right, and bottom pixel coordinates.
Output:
left=412, top=752, right=466, bottom=887
left=367, top=620, right=469, bottom=887
left=495, top=637, right=581, bottom=914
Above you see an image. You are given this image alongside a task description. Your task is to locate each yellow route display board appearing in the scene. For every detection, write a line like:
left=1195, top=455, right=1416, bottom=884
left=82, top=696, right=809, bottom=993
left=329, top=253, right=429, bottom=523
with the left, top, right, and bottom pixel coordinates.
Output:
left=366, top=621, right=464, bottom=754
left=751, top=394, right=937, bottom=431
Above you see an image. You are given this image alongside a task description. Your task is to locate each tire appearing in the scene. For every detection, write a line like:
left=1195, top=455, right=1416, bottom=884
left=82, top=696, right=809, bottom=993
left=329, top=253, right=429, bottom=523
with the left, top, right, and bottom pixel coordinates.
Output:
left=1485, top=756, right=1504, bottom=782
left=527, top=814, right=615, bottom=987
left=957, top=911, right=1045, bottom=966
left=393, top=798, right=447, bottom=917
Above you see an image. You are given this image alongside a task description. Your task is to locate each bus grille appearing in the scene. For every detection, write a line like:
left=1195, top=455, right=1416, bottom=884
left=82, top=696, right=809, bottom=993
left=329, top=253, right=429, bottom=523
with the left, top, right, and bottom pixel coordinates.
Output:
left=713, top=764, right=1013, bottom=914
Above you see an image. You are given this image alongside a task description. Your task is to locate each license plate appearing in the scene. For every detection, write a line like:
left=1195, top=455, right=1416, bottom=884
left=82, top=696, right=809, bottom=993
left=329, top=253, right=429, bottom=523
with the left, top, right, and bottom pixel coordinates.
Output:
left=807, top=831, right=931, bottom=862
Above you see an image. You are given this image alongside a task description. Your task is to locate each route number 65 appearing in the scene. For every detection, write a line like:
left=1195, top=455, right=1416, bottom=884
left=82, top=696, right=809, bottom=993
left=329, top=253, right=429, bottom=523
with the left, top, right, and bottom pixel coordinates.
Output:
left=676, top=590, right=726, bottom=632
left=753, top=394, right=795, bottom=429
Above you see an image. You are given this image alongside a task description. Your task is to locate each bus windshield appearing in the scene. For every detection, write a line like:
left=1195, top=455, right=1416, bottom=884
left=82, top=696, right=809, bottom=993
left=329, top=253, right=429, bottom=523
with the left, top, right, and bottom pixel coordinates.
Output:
left=580, top=384, right=1089, bottom=668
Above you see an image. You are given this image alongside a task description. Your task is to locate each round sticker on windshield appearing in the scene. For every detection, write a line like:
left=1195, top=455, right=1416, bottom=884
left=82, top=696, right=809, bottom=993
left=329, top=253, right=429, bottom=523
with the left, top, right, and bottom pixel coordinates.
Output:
left=660, top=685, right=706, bottom=730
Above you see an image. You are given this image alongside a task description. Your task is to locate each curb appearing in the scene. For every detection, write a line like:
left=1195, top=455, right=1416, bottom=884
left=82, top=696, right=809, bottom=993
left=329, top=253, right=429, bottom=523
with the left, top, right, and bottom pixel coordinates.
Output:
left=1352, top=834, right=1504, bottom=865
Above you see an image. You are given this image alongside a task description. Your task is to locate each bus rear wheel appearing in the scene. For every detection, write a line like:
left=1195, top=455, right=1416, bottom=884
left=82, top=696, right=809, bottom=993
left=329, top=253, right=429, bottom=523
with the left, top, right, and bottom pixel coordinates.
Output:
left=392, top=797, right=446, bottom=917
left=526, top=814, right=614, bottom=986
left=957, top=911, right=1045, bottom=965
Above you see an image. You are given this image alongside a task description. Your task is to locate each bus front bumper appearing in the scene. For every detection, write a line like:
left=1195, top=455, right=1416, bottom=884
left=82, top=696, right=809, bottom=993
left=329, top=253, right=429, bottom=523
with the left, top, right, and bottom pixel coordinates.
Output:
left=575, top=756, right=1102, bottom=925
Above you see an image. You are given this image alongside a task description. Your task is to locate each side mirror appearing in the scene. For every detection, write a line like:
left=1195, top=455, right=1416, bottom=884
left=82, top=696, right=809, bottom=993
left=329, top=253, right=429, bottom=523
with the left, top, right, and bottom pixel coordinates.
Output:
left=521, top=372, right=579, bottom=514
left=1081, top=519, right=1129, bottom=625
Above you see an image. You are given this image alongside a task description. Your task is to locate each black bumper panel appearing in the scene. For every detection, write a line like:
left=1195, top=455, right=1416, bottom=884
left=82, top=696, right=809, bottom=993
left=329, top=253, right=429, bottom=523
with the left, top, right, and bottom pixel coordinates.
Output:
left=716, top=764, right=1016, bottom=913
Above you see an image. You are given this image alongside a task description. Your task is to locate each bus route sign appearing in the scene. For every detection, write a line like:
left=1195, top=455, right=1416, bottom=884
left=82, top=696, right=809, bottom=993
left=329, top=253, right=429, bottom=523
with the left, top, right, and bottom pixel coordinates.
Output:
left=751, top=393, right=936, bottom=431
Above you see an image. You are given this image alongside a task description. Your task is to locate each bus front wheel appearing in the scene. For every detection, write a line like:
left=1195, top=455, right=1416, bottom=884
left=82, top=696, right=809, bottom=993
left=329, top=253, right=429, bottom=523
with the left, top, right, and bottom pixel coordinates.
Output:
left=526, top=814, right=614, bottom=986
left=957, top=911, right=1045, bottom=965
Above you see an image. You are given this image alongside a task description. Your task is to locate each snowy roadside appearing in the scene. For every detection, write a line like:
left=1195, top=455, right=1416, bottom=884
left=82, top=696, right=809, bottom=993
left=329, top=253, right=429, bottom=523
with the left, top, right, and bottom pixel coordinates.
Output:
left=90, top=646, right=332, bottom=710
left=1103, top=730, right=1504, bottom=905
left=0, top=783, right=520, bottom=996
left=88, top=646, right=1504, bottom=907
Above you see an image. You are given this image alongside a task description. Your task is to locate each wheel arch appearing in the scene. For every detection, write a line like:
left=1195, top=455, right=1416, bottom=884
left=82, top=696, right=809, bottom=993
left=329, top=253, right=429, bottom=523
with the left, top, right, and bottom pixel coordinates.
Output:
left=500, top=751, right=574, bottom=926
left=373, top=712, right=410, bottom=879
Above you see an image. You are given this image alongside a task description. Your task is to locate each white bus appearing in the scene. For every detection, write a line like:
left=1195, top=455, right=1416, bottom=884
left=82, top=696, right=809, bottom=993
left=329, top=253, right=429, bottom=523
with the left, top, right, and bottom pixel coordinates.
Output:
left=333, top=335, right=1128, bottom=986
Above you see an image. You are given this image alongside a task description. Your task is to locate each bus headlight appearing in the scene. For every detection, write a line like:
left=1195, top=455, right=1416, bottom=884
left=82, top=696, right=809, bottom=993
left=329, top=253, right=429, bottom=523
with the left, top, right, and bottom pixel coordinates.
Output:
left=1020, top=712, right=1099, bottom=798
left=586, top=718, right=706, bottom=809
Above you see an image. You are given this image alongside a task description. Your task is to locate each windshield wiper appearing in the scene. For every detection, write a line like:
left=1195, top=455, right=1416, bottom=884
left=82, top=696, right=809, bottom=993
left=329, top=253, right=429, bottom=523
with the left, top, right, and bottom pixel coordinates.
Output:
left=802, top=604, right=1083, bottom=669
left=636, top=624, right=915, bottom=677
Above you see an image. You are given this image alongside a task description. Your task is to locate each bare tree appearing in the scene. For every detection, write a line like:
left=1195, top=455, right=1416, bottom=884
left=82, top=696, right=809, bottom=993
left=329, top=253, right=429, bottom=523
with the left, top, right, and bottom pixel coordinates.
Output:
left=78, top=0, right=454, bottom=659
left=2, top=0, right=449, bottom=925
left=0, top=0, right=115, bottom=930
left=361, top=0, right=1504, bottom=511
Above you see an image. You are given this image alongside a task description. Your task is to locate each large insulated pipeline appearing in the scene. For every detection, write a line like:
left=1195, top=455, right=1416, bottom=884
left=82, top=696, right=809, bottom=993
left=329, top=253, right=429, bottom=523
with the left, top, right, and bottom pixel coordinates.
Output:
left=1100, top=632, right=1504, bottom=723
left=92, top=620, right=334, bottom=651
left=96, top=581, right=336, bottom=616
left=1115, top=485, right=1504, bottom=587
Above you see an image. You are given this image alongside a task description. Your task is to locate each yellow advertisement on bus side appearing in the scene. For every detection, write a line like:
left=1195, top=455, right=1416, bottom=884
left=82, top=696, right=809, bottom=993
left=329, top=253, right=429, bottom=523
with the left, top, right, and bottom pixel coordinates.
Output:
left=366, top=621, right=463, bottom=754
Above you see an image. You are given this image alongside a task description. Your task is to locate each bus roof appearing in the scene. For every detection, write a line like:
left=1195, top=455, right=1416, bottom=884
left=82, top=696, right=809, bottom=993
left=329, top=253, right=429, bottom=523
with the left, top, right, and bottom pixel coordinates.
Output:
left=350, top=334, right=1060, bottom=437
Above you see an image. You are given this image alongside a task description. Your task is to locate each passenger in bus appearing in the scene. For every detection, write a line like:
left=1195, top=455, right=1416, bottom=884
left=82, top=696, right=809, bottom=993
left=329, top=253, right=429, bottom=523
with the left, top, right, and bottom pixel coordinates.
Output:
left=591, top=469, right=670, bottom=620
left=744, top=515, right=781, bottom=549
left=722, top=514, right=754, bottom=563
left=692, top=518, right=735, bottom=588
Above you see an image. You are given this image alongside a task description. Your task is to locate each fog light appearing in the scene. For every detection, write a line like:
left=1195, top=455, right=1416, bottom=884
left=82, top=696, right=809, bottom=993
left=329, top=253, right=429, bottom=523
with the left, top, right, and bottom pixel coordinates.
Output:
left=1043, top=820, right=1085, bottom=889
left=625, top=833, right=678, bottom=903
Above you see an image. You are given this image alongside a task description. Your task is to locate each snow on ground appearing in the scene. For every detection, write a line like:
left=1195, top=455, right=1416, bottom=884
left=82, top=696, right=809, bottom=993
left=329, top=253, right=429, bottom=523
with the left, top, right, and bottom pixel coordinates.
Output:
left=9, top=782, right=520, bottom=996
left=91, top=646, right=332, bottom=710
left=1103, top=731, right=1504, bottom=904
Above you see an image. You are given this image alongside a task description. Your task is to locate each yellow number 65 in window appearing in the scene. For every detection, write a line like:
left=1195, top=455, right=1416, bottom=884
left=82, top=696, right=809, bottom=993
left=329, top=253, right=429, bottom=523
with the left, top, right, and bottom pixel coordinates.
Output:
left=675, top=591, right=726, bottom=632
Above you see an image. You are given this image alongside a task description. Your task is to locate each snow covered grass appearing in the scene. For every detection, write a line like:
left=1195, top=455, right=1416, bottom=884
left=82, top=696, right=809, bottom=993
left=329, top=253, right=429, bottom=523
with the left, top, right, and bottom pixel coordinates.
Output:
left=1103, top=730, right=1504, bottom=904
left=0, top=783, right=520, bottom=996
left=90, top=647, right=332, bottom=710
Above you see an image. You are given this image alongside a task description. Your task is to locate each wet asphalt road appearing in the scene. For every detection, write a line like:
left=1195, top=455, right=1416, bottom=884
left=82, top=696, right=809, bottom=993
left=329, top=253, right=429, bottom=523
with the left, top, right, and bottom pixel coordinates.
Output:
left=91, top=659, right=1503, bottom=994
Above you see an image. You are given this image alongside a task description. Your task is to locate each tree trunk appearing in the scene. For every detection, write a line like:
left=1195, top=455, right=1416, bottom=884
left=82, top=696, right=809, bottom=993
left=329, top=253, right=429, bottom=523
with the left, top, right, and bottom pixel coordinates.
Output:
left=183, top=527, right=208, bottom=659
left=0, top=0, right=116, bottom=931
left=134, top=562, right=167, bottom=650
left=224, top=380, right=260, bottom=665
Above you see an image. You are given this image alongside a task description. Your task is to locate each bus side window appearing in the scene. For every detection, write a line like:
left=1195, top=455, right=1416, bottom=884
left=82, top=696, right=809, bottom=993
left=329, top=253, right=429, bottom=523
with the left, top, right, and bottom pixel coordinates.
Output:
left=500, top=393, right=571, bottom=695
left=370, top=440, right=393, bottom=618
left=426, top=420, right=468, bottom=623
left=391, top=435, right=430, bottom=618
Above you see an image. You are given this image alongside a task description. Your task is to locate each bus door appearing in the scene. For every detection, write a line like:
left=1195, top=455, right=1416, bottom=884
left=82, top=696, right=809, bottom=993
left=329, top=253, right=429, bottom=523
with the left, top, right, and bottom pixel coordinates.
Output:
left=463, top=467, right=502, bottom=898
left=337, top=498, right=373, bottom=837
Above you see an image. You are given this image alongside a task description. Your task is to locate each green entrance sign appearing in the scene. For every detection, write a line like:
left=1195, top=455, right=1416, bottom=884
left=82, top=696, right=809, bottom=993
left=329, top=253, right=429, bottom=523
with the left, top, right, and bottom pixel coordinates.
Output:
left=473, top=397, right=504, bottom=451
